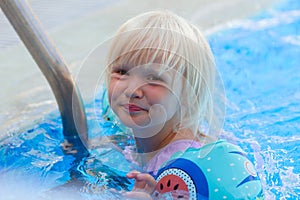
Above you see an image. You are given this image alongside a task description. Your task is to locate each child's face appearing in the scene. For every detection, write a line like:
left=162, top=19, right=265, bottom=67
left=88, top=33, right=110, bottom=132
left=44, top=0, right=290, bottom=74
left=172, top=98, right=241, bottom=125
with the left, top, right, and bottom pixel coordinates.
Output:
left=108, top=62, right=182, bottom=134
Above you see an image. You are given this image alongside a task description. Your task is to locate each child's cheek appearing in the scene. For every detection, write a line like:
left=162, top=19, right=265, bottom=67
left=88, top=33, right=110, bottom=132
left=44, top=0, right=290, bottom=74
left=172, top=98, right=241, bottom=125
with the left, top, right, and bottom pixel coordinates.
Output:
left=107, top=82, right=117, bottom=104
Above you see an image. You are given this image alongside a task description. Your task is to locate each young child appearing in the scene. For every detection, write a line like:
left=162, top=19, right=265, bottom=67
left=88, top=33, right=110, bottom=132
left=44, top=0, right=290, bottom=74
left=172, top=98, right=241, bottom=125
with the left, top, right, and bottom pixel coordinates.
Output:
left=103, top=10, right=263, bottom=199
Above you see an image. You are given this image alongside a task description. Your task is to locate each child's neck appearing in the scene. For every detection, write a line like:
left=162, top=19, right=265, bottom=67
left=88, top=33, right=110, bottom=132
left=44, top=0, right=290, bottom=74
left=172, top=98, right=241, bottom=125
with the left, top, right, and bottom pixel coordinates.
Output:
left=133, top=126, right=195, bottom=162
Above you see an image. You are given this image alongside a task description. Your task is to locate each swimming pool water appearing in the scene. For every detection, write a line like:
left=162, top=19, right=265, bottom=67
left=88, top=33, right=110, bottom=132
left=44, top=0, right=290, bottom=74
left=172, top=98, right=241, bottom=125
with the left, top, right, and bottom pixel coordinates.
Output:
left=210, top=0, right=300, bottom=198
left=0, top=0, right=299, bottom=199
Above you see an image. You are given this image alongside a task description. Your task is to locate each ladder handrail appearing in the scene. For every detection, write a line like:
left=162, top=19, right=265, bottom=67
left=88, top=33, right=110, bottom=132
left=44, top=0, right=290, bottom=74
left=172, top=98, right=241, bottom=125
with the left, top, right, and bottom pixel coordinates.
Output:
left=0, top=0, right=89, bottom=157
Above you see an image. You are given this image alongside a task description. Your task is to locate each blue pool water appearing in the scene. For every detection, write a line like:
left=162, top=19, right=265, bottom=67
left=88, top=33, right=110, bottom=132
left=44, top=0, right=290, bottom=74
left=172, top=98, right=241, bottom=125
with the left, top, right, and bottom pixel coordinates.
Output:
left=0, top=0, right=299, bottom=199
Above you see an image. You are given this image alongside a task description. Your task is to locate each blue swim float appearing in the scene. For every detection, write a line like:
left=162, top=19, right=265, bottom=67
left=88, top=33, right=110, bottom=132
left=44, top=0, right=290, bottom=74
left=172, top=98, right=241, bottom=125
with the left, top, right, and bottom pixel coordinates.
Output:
left=153, top=140, right=264, bottom=199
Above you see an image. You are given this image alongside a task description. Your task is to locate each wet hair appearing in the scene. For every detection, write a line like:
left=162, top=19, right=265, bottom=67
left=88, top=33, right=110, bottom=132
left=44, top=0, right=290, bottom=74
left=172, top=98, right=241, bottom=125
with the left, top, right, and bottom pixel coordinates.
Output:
left=105, top=10, right=224, bottom=140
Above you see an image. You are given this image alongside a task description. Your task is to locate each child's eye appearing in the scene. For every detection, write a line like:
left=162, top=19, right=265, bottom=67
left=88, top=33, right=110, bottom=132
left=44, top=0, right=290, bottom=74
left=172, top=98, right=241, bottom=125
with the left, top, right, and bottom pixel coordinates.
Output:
left=147, top=75, right=162, bottom=82
left=112, top=67, right=128, bottom=75
left=116, top=69, right=127, bottom=75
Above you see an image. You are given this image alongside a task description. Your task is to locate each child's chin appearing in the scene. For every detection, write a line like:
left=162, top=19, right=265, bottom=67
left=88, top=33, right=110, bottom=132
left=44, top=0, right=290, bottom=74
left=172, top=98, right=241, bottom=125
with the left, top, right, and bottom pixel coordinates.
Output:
left=121, top=117, right=151, bottom=129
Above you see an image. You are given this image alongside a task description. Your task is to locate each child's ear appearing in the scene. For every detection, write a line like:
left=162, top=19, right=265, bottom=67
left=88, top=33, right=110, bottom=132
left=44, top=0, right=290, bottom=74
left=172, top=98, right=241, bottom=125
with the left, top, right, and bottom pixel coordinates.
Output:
left=178, top=100, right=187, bottom=121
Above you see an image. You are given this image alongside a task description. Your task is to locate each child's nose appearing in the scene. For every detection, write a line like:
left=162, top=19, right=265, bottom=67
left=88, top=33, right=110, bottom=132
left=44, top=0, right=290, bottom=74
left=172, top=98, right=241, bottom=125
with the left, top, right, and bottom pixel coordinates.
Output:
left=125, top=87, right=143, bottom=99
left=124, top=77, right=144, bottom=99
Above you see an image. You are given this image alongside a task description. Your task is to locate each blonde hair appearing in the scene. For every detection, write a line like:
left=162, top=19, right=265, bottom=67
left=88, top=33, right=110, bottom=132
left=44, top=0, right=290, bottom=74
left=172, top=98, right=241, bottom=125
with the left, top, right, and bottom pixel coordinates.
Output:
left=105, top=10, right=223, bottom=139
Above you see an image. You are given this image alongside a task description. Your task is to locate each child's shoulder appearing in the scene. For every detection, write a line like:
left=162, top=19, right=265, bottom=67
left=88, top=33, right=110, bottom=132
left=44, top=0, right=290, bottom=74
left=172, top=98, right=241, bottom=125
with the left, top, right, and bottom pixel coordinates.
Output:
left=171, top=139, right=245, bottom=158
left=153, top=140, right=264, bottom=199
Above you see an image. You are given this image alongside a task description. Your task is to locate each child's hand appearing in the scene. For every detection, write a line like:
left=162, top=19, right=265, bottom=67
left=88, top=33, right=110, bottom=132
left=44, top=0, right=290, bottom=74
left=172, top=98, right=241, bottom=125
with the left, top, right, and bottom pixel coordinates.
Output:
left=124, top=171, right=157, bottom=199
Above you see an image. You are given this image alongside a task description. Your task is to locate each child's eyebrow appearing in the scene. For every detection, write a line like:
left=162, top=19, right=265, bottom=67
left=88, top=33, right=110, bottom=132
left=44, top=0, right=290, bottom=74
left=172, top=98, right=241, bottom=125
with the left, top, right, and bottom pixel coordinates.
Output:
left=111, top=64, right=129, bottom=70
left=143, top=66, right=164, bottom=75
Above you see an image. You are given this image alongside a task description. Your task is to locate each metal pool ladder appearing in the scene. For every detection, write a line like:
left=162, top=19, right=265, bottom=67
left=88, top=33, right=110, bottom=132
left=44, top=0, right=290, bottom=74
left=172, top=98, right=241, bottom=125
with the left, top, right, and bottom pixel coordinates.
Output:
left=0, top=0, right=89, bottom=157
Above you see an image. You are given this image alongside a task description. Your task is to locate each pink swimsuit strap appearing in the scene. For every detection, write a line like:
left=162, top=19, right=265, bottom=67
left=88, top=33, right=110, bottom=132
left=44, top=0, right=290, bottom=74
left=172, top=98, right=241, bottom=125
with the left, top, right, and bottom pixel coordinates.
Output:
left=144, top=139, right=202, bottom=175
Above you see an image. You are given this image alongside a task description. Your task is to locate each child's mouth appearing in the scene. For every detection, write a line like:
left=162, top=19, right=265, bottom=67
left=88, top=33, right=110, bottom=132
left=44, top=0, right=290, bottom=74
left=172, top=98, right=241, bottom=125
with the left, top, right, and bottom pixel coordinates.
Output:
left=124, top=104, right=147, bottom=112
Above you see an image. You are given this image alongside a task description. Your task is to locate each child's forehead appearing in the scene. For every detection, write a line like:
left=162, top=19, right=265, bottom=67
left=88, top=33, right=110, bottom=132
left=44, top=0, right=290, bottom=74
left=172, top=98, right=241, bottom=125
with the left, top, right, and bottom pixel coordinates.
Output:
left=111, top=48, right=179, bottom=69
left=113, top=61, right=174, bottom=75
